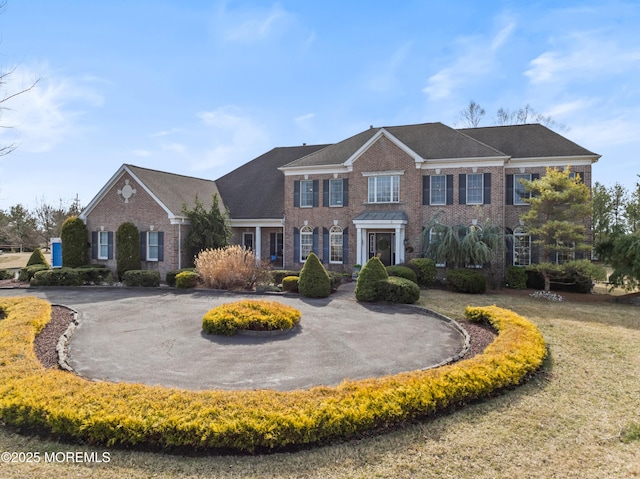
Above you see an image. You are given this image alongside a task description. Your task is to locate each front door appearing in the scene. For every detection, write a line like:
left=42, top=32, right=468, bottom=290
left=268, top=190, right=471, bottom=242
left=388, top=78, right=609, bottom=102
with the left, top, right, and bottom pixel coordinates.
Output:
left=368, top=232, right=395, bottom=266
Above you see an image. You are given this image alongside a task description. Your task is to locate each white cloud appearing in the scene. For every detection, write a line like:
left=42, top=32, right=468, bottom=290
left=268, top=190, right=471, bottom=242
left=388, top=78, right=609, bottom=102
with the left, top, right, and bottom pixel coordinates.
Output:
left=294, top=113, right=315, bottom=123
left=525, top=33, right=640, bottom=84
left=132, top=149, right=152, bottom=157
left=423, top=20, right=516, bottom=100
left=0, top=64, right=104, bottom=153
left=190, top=106, right=269, bottom=171
left=214, top=2, right=294, bottom=44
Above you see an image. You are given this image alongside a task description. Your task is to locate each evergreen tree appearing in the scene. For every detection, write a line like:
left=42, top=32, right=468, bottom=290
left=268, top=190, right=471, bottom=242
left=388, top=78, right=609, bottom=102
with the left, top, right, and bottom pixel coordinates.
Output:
left=60, top=216, right=88, bottom=268
left=116, top=222, right=141, bottom=281
left=182, top=194, right=231, bottom=265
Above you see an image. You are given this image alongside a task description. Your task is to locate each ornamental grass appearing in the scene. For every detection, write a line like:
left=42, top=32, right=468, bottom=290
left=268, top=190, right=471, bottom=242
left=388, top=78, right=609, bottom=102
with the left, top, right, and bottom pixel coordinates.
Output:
left=0, top=297, right=546, bottom=453
left=195, top=245, right=270, bottom=290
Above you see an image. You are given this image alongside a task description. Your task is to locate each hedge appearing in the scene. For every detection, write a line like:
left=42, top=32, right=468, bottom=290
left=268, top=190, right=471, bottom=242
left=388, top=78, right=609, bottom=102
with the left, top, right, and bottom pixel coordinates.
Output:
left=446, top=268, right=487, bottom=294
left=376, top=276, right=420, bottom=303
left=386, top=265, right=418, bottom=284
left=0, top=297, right=546, bottom=453
left=175, top=271, right=199, bottom=289
left=202, top=300, right=302, bottom=335
left=122, top=270, right=161, bottom=287
left=31, top=268, right=83, bottom=287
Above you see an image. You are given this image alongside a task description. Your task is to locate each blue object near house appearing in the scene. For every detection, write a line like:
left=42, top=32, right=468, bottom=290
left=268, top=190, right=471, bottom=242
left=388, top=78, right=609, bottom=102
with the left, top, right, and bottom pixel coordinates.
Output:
left=51, top=238, right=62, bottom=268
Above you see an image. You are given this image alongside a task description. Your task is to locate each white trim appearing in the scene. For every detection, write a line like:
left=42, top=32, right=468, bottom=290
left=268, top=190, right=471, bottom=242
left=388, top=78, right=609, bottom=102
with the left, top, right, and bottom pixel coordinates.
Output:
left=361, top=170, right=405, bottom=177
left=230, top=218, right=284, bottom=228
left=419, top=156, right=508, bottom=169
left=147, top=231, right=159, bottom=262
left=279, top=165, right=351, bottom=176
left=506, top=155, right=599, bottom=168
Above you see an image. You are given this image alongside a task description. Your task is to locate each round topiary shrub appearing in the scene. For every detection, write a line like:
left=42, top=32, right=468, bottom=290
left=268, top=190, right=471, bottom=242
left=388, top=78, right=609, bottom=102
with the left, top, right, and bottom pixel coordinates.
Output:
left=386, top=265, right=418, bottom=284
left=175, top=270, right=199, bottom=289
left=202, top=300, right=302, bottom=335
left=355, top=256, right=389, bottom=302
left=409, top=258, right=437, bottom=287
left=116, top=222, right=141, bottom=281
left=282, top=275, right=299, bottom=292
left=446, top=268, right=487, bottom=294
left=376, top=276, right=420, bottom=303
left=297, top=252, right=331, bottom=298
left=61, top=216, right=88, bottom=268
left=26, top=248, right=49, bottom=268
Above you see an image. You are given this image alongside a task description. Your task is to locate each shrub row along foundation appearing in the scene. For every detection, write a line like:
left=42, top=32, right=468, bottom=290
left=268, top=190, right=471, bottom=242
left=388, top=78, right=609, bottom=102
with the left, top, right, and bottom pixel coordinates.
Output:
left=0, top=297, right=546, bottom=453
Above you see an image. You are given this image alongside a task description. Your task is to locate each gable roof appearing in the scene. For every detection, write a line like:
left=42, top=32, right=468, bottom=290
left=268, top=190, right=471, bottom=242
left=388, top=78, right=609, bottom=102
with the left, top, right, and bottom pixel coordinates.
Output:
left=215, top=144, right=329, bottom=219
left=458, top=124, right=599, bottom=159
left=80, top=164, right=220, bottom=221
left=281, top=122, right=507, bottom=169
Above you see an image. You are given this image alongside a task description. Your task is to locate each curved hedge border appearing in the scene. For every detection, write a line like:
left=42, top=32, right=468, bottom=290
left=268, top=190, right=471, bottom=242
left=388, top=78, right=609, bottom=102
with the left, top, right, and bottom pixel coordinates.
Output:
left=0, top=297, right=546, bottom=453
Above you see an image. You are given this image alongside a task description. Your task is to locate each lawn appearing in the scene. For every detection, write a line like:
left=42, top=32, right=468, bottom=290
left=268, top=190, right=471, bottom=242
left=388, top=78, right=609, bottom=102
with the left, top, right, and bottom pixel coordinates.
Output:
left=1, top=289, right=639, bottom=478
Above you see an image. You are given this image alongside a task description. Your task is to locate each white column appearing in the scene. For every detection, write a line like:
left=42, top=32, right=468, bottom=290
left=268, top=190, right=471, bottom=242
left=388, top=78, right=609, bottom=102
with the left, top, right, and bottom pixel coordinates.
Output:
left=395, top=226, right=404, bottom=264
left=356, top=227, right=363, bottom=266
left=255, top=226, right=262, bottom=264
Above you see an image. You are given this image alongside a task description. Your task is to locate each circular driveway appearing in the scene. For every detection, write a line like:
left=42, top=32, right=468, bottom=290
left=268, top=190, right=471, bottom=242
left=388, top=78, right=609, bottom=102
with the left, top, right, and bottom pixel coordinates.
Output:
left=1, top=286, right=467, bottom=391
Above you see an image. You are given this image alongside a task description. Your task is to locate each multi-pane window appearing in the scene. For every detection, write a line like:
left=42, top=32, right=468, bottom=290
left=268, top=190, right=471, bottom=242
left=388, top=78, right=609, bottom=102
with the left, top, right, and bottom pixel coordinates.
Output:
left=300, top=225, right=313, bottom=262
left=466, top=173, right=483, bottom=204
left=98, top=231, right=109, bottom=260
left=514, top=173, right=531, bottom=205
left=300, top=180, right=314, bottom=207
left=329, top=225, right=343, bottom=263
left=368, top=175, right=399, bottom=203
left=329, top=179, right=343, bottom=207
left=430, top=175, right=446, bottom=205
left=513, top=226, right=531, bottom=266
left=556, top=241, right=575, bottom=264
left=147, top=231, right=159, bottom=261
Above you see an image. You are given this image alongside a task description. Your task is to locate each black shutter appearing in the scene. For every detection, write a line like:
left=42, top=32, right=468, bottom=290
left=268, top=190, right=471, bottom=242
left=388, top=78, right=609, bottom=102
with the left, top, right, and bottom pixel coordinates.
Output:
left=312, top=180, right=319, bottom=207
left=140, top=231, right=147, bottom=261
left=484, top=173, right=491, bottom=204
left=446, top=175, right=454, bottom=205
left=422, top=175, right=430, bottom=205
left=342, top=179, right=349, bottom=206
left=323, top=179, right=329, bottom=207
left=323, top=227, right=330, bottom=263
left=158, top=232, right=164, bottom=261
left=506, top=174, right=514, bottom=205
left=531, top=173, right=541, bottom=198
left=531, top=237, right=540, bottom=264
left=342, top=227, right=348, bottom=264
left=293, top=228, right=300, bottom=263
left=312, top=227, right=319, bottom=254
left=270, top=233, right=276, bottom=257
left=459, top=174, right=467, bottom=205
left=293, top=180, right=300, bottom=208
left=107, top=232, right=114, bottom=260
left=91, top=231, right=98, bottom=259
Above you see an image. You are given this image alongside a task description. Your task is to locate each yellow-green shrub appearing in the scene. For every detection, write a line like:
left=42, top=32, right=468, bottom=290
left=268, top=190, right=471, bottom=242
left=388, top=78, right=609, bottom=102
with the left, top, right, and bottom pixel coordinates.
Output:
left=202, top=300, right=301, bottom=335
left=0, top=297, right=545, bottom=452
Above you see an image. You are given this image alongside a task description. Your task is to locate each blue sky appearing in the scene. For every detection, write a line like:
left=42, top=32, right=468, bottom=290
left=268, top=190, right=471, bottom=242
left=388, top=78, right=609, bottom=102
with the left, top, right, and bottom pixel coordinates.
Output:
left=0, top=0, right=639, bottom=211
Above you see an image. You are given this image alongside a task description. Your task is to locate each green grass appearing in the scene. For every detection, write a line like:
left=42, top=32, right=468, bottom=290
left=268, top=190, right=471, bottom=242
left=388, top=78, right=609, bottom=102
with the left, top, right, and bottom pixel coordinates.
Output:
left=1, top=289, right=639, bottom=478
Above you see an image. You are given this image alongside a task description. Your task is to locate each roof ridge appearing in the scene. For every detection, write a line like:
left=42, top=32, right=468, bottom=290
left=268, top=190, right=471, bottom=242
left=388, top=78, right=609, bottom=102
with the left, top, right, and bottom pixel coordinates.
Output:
left=125, top=164, right=215, bottom=183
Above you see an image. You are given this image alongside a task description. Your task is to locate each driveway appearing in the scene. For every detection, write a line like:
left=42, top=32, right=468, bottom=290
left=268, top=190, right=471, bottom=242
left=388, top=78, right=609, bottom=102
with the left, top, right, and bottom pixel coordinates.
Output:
left=0, top=286, right=467, bottom=391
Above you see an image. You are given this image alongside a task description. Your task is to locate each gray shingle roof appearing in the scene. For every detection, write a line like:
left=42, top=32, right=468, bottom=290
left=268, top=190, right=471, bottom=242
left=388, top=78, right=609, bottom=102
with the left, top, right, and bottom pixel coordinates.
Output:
left=353, top=210, right=409, bottom=222
left=215, top=144, right=330, bottom=219
left=125, top=164, right=221, bottom=216
left=458, top=124, right=599, bottom=158
left=282, top=122, right=507, bottom=168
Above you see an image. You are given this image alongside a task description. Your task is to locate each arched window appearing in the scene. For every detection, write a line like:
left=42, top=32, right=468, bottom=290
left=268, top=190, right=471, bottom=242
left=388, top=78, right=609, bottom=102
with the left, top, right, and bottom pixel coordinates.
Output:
left=300, top=225, right=313, bottom=262
left=329, top=225, right=343, bottom=264
left=514, top=226, right=531, bottom=266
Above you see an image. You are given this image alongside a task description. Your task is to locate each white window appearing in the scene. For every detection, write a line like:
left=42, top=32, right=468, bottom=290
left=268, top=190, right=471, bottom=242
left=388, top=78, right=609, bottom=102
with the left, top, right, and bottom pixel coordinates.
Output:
left=98, top=231, right=109, bottom=260
left=513, top=226, right=531, bottom=266
left=329, top=226, right=343, bottom=263
left=329, top=179, right=343, bottom=207
left=430, top=175, right=446, bottom=205
left=300, top=225, right=313, bottom=262
left=466, top=173, right=483, bottom=204
left=368, top=175, right=399, bottom=203
left=147, top=231, right=159, bottom=261
left=556, top=241, right=575, bottom=264
left=300, top=180, right=314, bottom=207
left=514, top=173, right=531, bottom=205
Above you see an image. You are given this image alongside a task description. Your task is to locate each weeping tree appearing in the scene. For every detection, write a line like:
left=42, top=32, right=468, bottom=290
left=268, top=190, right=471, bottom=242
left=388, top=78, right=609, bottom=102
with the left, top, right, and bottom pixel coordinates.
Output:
left=421, top=215, right=504, bottom=269
left=182, top=194, right=231, bottom=265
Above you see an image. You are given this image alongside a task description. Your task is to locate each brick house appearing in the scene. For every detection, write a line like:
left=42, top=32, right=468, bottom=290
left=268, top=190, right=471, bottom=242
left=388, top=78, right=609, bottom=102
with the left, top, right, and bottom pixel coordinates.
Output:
left=80, top=122, right=599, bottom=281
left=79, top=164, right=221, bottom=279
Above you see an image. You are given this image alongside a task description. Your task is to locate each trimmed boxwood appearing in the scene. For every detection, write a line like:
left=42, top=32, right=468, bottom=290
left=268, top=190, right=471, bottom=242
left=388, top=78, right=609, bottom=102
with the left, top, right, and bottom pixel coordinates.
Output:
left=328, top=271, right=342, bottom=291
left=409, top=258, right=437, bottom=287
left=282, top=275, right=299, bottom=292
left=376, top=276, right=420, bottom=303
left=166, top=268, right=196, bottom=287
left=123, top=270, right=160, bottom=287
left=30, top=268, right=83, bottom=287
left=0, top=297, right=546, bottom=453
left=26, top=248, right=49, bottom=268
left=202, top=300, right=302, bottom=335
left=0, top=269, right=15, bottom=280
left=386, top=265, right=418, bottom=284
left=75, top=267, right=113, bottom=285
left=175, top=270, right=199, bottom=289
left=505, top=266, right=527, bottom=290
left=355, top=256, right=389, bottom=302
left=18, top=264, right=48, bottom=282
left=446, top=268, right=487, bottom=294
left=271, top=270, right=300, bottom=285
left=297, top=253, right=331, bottom=298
